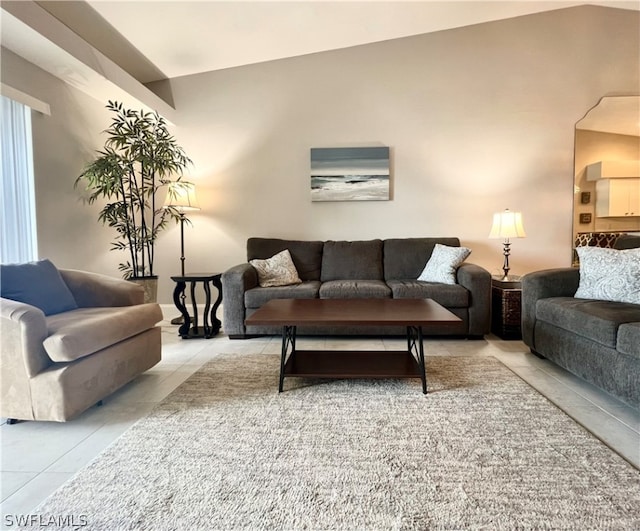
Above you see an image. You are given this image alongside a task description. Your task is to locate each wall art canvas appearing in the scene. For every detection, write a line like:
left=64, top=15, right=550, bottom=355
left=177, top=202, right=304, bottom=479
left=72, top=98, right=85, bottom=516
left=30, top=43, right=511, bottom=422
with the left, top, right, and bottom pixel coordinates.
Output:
left=310, top=147, right=390, bottom=201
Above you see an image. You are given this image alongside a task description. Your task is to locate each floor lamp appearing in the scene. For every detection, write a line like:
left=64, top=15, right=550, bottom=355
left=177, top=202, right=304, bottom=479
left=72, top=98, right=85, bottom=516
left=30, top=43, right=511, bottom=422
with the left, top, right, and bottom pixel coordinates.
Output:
left=489, top=208, right=526, bottom=281
left=164, top=182, right=200, bottom=323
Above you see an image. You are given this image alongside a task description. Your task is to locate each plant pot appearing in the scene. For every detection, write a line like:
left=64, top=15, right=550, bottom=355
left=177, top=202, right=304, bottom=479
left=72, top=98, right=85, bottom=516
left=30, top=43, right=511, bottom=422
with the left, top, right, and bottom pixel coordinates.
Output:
left=129, top=276, right=158, bottom=303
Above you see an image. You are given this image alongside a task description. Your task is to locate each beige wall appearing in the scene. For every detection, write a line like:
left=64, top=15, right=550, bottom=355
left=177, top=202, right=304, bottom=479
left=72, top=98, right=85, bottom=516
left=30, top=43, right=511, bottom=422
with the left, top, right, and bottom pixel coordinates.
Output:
left=2, top=5, right=639, bottom=304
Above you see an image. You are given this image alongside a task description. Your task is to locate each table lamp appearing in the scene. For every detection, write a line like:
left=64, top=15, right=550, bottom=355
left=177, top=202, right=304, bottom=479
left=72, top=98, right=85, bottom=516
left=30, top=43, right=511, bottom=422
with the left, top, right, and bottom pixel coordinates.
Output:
left=489, top=208, right=526, bottom=280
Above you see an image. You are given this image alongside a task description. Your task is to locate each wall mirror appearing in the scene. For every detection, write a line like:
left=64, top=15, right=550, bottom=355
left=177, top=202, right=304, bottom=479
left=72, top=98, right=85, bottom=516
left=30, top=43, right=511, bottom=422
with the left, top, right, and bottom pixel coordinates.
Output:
left=573, top=95, right=640, bottom=263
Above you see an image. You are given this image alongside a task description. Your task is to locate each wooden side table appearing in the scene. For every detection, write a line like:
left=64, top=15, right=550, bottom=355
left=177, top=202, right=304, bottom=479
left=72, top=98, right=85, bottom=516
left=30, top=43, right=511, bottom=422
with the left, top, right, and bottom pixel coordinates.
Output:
left=491, top=276, right=522, bottom=340
left=171, top=273, right=222, bottom=339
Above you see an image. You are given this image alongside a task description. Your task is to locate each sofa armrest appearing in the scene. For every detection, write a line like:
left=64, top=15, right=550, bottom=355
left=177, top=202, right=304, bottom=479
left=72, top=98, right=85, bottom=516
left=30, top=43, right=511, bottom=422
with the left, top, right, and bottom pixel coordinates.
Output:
left=456, top=263, right=491, bottom=337
left=221, top=263, right=259, bottom=336
left=1, top=297, right=51, bottom=378
left=59, top=269, right=144, bottom=307
left=521, top=268, right=580, bottom=348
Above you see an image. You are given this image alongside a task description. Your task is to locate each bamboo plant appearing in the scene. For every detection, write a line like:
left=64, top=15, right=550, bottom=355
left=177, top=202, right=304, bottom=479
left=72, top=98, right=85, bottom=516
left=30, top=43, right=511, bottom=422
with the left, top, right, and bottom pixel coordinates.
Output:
left=75, top=101, right=192, bottom=279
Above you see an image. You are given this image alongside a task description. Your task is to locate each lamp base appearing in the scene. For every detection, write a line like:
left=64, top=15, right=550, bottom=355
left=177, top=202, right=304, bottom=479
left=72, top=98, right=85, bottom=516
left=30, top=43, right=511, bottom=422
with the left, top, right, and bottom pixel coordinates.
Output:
left=501, top=240, right=512, bottom=282
left=496, top=274, right=522, bottom=283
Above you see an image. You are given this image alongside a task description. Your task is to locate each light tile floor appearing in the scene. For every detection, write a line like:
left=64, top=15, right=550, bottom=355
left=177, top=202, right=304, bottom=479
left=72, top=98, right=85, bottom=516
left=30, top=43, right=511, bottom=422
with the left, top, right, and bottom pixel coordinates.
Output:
left=2, top=321, right=639, bottom=524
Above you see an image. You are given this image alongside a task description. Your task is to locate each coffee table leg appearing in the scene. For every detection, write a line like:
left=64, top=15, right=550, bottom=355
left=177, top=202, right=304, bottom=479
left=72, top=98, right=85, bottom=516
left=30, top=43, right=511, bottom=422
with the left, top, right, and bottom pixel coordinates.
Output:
left=407, top=326, right=427, bottom=394
left=279, top=325, right=296, bottom=392
left=418, top=326, right=427, bottom=394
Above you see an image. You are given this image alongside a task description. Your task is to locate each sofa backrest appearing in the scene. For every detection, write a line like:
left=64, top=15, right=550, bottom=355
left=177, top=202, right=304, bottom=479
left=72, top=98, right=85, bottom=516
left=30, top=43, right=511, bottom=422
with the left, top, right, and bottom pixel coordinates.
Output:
left=247, top=237, right=466, bottom=282
left=247, top=238, right=324, bottom=281
left=614, top=234, right=640, bottom=250
left=321, top=240, right=384, bottom=281
left=383, top=237, right=461, bottom=280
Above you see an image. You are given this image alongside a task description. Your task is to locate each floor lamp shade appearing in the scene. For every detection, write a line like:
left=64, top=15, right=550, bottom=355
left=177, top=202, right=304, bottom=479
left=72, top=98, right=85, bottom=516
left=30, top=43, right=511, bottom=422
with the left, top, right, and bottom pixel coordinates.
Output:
left=164, top=182, right=200, bottom=212
left=489, top=209, right=526, bottom=280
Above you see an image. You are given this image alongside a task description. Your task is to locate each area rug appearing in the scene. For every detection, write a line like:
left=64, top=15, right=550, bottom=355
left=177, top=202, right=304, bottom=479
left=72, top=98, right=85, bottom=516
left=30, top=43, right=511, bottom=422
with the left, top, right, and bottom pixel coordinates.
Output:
left=33, top=353, right=639, bottom=530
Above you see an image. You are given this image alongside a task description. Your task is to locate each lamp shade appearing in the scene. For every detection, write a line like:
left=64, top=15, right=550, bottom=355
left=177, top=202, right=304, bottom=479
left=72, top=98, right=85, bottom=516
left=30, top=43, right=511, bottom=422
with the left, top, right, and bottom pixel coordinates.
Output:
left=489, top=209, right=526, bottom=239
left=164, top=182, right=200, bottom=212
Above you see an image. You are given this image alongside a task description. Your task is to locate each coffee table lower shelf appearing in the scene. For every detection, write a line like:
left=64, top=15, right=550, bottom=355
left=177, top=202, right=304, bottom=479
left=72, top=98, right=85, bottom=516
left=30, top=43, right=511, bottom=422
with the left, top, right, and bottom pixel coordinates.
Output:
left=244, top=299, right=463, bottom=394
left=284, top=350, right=422, bottom=380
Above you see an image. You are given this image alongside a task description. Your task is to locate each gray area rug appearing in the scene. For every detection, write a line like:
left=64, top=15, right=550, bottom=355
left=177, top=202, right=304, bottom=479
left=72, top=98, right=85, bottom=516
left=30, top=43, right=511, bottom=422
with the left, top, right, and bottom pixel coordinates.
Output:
left=33, top=353, right=639, bottom=530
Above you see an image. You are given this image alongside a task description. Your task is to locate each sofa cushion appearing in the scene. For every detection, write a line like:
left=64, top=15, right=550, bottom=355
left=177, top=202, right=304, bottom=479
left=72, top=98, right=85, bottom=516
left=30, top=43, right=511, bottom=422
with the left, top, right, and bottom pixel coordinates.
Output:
left=321, top=240, right=384, bottom=281
left=249, top=249, right=302, bottom=288
left=617, top=323, right=640, bottom=360
left=383, top=238, right=460, bottom=281
left=247, top=238, right=324, bottom=281
left=536, top=297, right=640, bottom=349
left=575, top=246, right=640, bottom=304
left=319, top=280, right=391, bottom=299
left=387, top=280, right=469, bottom=307
left=1, top=259, right=78, bottom=316
left=43, top=303, right=163, bottom=362
left=417, top=244, right=471, bottom=285
left=245, top=281, right=321, bottom=309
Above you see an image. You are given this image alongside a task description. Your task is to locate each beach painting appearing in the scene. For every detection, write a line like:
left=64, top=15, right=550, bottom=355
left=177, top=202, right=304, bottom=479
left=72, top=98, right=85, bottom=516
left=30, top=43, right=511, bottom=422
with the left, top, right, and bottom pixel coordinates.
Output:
left=310, top=147, right=390, bottom=201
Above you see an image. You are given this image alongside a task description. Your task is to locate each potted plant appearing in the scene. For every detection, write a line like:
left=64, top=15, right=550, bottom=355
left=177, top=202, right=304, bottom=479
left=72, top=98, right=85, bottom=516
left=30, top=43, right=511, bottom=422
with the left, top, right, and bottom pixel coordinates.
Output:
left=75, top=101, right=192, bottom=301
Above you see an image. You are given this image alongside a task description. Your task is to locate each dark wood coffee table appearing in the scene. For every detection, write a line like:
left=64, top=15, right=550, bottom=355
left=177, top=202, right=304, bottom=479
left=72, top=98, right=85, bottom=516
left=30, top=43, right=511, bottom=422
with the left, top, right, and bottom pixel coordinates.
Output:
left=245, top=298, right=461, bottom=394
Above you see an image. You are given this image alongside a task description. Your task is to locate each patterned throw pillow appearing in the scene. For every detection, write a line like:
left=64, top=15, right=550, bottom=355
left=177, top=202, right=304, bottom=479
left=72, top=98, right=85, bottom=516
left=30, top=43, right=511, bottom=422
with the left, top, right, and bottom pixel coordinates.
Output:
left=575, top=247, right=640, bottom=304
left=250, top=249, right=302, bottom=288
left=417, top=244, right=471, bottom=285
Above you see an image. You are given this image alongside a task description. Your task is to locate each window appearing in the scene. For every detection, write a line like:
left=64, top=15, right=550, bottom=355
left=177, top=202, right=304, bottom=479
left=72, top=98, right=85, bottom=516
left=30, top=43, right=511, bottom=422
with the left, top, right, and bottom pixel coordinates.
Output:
left=1, top=95, right=37, bottom=263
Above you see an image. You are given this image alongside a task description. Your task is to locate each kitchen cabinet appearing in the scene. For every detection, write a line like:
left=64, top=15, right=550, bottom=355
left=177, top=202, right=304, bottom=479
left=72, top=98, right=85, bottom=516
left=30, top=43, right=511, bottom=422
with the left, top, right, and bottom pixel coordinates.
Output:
left=596, top=178, right=640, bottom=217
left=586, top=160, right=640, bottom=181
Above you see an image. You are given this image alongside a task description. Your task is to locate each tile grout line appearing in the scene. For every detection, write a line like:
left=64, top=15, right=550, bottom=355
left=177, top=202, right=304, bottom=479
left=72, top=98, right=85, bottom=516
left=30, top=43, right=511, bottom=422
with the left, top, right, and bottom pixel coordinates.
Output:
left=498, top=362, right=639, bottom=468
left=535, top=363, right=640, bottom=435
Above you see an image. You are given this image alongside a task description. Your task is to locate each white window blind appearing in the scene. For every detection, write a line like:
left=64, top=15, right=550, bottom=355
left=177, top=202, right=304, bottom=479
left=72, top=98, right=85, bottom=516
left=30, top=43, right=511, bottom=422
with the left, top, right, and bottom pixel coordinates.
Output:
left=1, top=95, right=37, bottom=264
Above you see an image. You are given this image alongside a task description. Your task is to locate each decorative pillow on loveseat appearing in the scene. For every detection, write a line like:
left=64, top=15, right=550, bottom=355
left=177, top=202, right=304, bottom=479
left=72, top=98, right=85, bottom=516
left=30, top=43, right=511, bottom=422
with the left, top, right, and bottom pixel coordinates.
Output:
left=417, top=244, right=471, bottom=285
left=250, top=249, right=302, bottom=288
left=0, top=259, right=78, bottom=315
left=575, top=246, right=640, bottom=304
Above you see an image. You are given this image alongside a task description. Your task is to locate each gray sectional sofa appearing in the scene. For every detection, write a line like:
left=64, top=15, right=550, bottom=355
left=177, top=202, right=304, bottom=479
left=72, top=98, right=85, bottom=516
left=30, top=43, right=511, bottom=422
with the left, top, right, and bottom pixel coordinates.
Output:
left=522, top=236, right=640, bottom=409
left=222, top=237, right=491, bottom=339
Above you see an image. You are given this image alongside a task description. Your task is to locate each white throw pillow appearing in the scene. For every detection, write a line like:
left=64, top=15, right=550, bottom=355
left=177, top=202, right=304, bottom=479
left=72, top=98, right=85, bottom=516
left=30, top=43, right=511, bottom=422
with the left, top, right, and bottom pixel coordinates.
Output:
left=250, top=249, right=302, bottom=288
left=417, top=244, right=471, bottom=285
left=575, top=246, right=640, bottom=304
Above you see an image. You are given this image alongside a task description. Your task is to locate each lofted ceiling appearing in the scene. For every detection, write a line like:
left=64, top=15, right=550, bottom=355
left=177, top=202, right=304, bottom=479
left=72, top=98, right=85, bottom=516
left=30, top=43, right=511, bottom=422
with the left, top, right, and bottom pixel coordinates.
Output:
left=2, top=1, right=638, bottom=130
left=35, top=1, right=640, bottom=83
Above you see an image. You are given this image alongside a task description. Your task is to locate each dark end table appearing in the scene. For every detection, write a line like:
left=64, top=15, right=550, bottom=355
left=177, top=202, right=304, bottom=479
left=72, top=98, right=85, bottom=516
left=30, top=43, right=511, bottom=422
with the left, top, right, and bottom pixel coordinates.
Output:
left=171, top=273, right=222, bottom=339
left=491, top=275, right=522, bottom=340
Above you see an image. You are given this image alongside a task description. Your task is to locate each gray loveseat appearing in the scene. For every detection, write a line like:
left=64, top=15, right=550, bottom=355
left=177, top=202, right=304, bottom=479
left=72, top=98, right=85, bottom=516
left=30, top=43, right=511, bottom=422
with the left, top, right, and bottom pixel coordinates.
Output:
left=222, top=237, right=491, bottom=339
left=522, top=235, right=640, bottom=409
